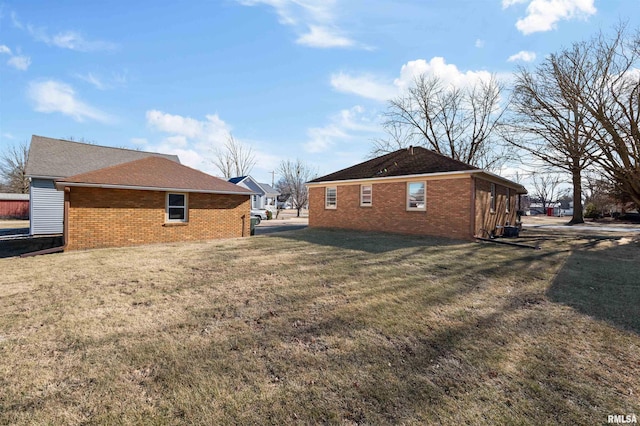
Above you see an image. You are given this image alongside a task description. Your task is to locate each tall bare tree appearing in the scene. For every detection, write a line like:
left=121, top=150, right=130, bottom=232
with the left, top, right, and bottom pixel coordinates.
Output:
left=0, top=141, right=30, bottom=194
left=531, top=173, right=564, bottom=214
left=501, top=52, right=599, bottom=223
left=212, top=133, right=256, bottom=179
left=375, top=74, right=509, bottom=170
left=554, top=26, right=640, bottom=210
left=277, top=159, right=316, bottom=217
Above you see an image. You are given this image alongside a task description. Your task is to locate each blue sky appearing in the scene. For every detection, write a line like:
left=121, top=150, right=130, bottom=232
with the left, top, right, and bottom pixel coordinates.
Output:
left=1, top=0, right=638, bottom=185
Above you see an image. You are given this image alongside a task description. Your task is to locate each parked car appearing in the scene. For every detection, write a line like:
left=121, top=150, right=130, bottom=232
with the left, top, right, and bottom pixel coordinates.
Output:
left=251, top=209, right=268, bottom=224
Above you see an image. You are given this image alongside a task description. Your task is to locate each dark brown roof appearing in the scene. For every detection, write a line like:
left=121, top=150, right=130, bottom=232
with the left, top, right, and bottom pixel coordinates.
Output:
left=309, top=146, right=479, bottom=183
left=26, top=135, right=180, bottom=178
left=56, top=156, right=253, bottom=195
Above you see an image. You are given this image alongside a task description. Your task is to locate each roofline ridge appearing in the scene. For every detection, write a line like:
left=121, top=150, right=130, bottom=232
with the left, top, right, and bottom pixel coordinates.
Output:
left=31, top=135, right=180, bottom=159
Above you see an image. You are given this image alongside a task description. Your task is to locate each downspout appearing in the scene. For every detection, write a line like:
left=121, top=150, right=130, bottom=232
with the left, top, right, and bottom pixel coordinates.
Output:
left=470, top=176, right=476, bottom=238
left=20, top=186, right=69, bottom=257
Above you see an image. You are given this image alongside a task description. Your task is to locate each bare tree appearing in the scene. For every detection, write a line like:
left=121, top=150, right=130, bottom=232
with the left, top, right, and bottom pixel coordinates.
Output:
left=0, top=141, right=30, bottom=194
left=554, top=26, right=640, bottom=209
left=277, top=159, right=316, bottom=217
left=530, top=173, right=564, bottom=213
left=212, top=133, right=256, bottom=179
left=375, top=74, right=510, bottom=170
left=501, top=52, right=600, bottom=224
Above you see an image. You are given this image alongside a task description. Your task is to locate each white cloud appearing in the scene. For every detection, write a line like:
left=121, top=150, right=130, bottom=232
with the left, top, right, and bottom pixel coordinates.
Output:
left=7, top=55, right=31, bottom=70
left=502, top=0, right=528, bottom=7
left=475, top=39, right=485, bottom=48
left=27, top=80, right=113, bottom=123
left=330, top=72, right=397, bottom=102
left=237, top=0, right=363, bottom=49
left=10, top=11, right=24, bottom=29
left=144, top=110, right=283, bottom=178
left=145, top=110, right=233, bottom=173
left=1, top=44, right=31, bottom=71
left=75, top=72, right=107, bottom=90
left=296, top=25, right=354, bottom=48
left=504, top=0, right=597, bottom=34
left=507, top=50, right=537, bottom=62
left=304, top=105, right=380, bottom=153
left=25, top=24, right=116, bottom=51
left=331, top=57, right=495, bottom=102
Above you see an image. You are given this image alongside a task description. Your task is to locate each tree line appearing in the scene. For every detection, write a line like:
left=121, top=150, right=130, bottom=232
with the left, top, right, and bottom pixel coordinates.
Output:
left=376, top=25, right=640, bottom=223
left=3, top=26, right=637, bottom=223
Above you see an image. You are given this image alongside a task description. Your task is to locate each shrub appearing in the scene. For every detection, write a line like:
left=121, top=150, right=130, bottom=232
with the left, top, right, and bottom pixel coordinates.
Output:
left=584, top=203, right=600, bottom=219
left=266, top=210, right=272, bottom=220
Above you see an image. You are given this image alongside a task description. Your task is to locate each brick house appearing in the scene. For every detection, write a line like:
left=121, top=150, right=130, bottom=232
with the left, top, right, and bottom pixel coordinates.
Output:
left=25, top=135, right=180, bottom=236
left=55, top=156, right=253, bottom=250
left=307, top=147, right=527, bottom=240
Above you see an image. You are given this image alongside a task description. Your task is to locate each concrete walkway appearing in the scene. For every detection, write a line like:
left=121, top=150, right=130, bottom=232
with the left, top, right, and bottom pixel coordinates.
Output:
left=522, top=223, right=640, bottom=233
left=521, top=216, right=640, bottom=233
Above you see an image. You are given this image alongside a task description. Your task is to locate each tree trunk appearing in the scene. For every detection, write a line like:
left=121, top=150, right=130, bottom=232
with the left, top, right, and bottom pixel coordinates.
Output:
left=569, top=168, right=584, bottom=224
left=296, top=207, right=301, bottom=218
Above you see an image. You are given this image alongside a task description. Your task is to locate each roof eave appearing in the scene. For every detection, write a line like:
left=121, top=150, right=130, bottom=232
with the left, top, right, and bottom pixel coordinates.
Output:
left=306, top=169, right=482, bottom=186
left=306, top=169, right=527, bottom=194
left=55, top=181, right=255, bottom=195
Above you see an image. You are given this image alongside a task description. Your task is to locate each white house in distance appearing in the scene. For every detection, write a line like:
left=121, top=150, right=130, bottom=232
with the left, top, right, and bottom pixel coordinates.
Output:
left=228, top=176, right=279, bottom=213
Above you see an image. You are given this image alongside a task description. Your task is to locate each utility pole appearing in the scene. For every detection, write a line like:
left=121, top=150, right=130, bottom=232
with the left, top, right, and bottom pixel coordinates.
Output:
left=270, top=170, right=275, bottom=187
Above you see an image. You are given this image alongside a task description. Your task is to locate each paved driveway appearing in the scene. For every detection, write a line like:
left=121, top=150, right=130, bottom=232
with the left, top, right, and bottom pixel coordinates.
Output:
left=254, top=218, right=308, bottom=235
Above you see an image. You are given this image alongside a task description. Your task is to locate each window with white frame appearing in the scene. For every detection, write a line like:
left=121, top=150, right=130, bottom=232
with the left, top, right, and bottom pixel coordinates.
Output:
left=490, top=183, right=496, bottom=213
left=406, top=182, right=426, bottom=211
left=360, top=184, right=372, bottom=207
left=325, top=187, right=337, bottom=209
left=166, top=193, right=188, bottom=222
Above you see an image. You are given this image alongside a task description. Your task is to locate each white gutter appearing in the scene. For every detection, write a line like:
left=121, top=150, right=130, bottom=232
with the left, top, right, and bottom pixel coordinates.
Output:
left=54, top=181, right=256, bottom=196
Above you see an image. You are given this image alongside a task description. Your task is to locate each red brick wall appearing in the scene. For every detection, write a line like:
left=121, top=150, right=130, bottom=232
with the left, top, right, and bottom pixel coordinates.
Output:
left=474, top=177, right=518, bottom=237
left=308, top=177, right=473, bottom=240
left=0, top=200, right=29, bottom=219
left=66, top=187, right=250, bottom=250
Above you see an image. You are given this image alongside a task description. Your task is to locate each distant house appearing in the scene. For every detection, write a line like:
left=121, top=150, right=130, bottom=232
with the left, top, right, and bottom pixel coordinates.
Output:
left=228, top=176, right=279, bottom=212
left=25, top=135, right=180, bottom=236
left=55, top=156, right=253, bottom=250
left=0, top=193, right=29, bottom=219
left=307, top=147, right=527, bottom=240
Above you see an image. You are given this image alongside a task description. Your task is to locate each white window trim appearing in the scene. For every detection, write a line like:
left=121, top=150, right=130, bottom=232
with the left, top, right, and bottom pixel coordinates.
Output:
left=325, top=187, right=337, bottom=209
left=360, top=184, right=372, bottom=207
left=166, top=192, right=188, bottom=222
left=406, top=181, right=426, bottom=211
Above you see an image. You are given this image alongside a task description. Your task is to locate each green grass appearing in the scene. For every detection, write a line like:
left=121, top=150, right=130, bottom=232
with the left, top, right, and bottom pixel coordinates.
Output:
left=0, top=228, right=638, bottom=424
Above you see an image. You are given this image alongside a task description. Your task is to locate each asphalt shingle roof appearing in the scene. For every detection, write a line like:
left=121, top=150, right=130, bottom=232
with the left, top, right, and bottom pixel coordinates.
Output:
left=309, top=146, right=479, bottom=183
left=25, top=135, right=180, bottom=178
left=57, top=156, right=254, bottom=194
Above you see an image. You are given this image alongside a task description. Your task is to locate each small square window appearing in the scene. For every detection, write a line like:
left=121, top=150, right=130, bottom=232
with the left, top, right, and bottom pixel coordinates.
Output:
left=361, top=185, right=372, bottom=207
left=325, top=187, right=337, bottom=209
left=166, top=193, right=188, bottom=222
left=407, top=182, right=426, bottom=211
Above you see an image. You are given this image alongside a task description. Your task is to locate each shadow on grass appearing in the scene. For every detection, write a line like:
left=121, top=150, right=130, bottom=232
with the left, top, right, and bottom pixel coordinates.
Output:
left=547, top=236, right=640, bottom=334
left=266, top=227, right=462, bottom=254
left=0, top=236, right=63, bottom=258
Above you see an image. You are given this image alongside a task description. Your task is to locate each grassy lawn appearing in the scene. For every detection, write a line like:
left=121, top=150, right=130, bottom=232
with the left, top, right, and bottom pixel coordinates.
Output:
left=1, top=228, right=639, bottom=424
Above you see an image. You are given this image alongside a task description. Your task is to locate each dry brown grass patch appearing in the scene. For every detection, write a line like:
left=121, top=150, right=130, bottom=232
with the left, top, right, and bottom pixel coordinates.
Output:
left=1, top=228, right=639, bottom=424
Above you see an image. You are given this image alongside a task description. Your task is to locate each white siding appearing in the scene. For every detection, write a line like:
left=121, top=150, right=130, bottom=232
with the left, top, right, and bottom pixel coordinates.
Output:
left=30, top=179, right=64, bottom=235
